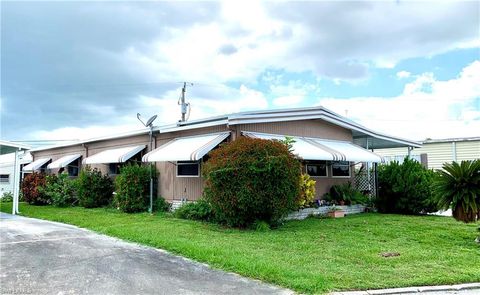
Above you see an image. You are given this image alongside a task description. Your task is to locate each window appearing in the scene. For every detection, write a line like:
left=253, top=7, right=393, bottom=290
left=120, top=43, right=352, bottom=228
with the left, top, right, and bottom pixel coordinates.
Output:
left=109, top=163, right=122, bottom=175
left=177, top=161, right=200, bottom=177
left=332, top=161, right=351, bottom=177
left=306, top=162, right=327, bottom=177
left=0, top=174, right=9, bottom=183
left=67, top=158, right=80, bottom=177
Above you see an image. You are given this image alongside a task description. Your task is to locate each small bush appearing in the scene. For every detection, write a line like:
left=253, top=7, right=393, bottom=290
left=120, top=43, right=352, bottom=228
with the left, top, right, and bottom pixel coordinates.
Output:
left=174, top=199, right=214, bottom=221
left=21, top=172, right=50, bottom=205
left=324, top=182, right=368, bottom=205
left=252, top=220, right=271, bottom=232
left=1, top=192, right=13, bottom=202
left=76, top=166, right=114, bottom=208
left=154, top=196, right=171, bottom=212
left=114, top=164, right=157, bottom=213
left=297, top=174, right=316, bottom=208
left=376, top=158, right=437, bottom=214
left=41, top=173, right=77, bottom=207
left=203, top=137, right=301, bottom=228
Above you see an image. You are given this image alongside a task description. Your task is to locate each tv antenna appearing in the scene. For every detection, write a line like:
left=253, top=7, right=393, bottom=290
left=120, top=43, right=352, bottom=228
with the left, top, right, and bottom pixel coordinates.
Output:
left=178, top=82, right=193, bottom=122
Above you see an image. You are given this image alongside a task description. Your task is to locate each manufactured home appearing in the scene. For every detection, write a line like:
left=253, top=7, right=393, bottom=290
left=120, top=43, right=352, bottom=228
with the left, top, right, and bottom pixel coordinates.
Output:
left=28, top=107, right=420, bottom=206
left=374, top=137, right=480, bottom=170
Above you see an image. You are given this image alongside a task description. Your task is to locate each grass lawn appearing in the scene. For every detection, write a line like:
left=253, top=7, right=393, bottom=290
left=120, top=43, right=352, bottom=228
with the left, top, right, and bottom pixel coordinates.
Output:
left=1, top=202, right=479, bottom=294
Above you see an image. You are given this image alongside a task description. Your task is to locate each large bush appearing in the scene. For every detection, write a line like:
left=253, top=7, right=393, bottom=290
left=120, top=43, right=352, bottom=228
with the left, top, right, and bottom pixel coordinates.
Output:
left=376, top=158, right=437, bottom=214
left=21, top=172, right=50, bottom=205
left=203, top=137, right=302, bottom=227
left=114, top=164, right=157, bottom=213
left=76, top=166, right=114, bottom=208
left=41, top=173, right=77, bottom=207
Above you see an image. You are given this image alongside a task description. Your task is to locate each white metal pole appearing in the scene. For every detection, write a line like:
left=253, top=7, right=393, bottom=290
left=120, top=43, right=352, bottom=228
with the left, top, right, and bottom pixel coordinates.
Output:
left=12, top=149, right=20, bottom=215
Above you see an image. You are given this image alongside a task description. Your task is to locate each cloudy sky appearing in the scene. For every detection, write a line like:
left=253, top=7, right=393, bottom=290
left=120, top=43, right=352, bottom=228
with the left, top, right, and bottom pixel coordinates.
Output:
left=1, top=1, right=479, bottom=144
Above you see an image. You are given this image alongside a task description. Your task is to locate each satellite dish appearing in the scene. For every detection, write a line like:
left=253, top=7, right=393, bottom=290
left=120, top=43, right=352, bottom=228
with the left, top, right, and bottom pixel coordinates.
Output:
left=145, top=115, right=157, bottom=127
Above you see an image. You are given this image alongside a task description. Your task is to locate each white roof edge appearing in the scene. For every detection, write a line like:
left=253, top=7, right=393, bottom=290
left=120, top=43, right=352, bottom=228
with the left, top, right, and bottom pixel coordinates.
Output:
left=0, top=140, right=31, bottom=150
left=423, top=136, right=480, bottom=144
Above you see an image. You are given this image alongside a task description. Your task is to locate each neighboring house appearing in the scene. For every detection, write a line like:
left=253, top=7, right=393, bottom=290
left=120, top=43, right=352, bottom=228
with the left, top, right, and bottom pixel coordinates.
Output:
left=28, top=107, right=420, bottom=206
left=374, top=137, right=480, bottom=170
left=0, top=141, right=31, bottom=201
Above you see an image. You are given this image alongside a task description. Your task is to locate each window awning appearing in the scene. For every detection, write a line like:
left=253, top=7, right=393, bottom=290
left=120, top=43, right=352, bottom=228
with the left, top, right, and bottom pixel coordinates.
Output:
left=243, top=131, right=383, bottom=163
left=143, top=132, right=230, bottom=162
left=22, top=158, right=51, bottom=172
left=83, top=145, right=145, bottom=164
left=47, top=154, right=82, bottom=169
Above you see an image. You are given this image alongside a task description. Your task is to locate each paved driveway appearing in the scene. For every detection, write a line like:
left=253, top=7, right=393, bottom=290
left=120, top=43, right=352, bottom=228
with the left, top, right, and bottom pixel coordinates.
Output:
left=0, top=213, right=291, bottom=295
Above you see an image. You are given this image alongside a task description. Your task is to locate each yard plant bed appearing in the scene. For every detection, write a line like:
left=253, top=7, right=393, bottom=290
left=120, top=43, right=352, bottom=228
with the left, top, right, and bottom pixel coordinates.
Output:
left=1, top=203, right=479, bottom=294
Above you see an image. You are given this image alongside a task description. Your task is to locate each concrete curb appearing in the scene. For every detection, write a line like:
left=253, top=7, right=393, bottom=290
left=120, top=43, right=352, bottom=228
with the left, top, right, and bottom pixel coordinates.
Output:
left=330, top=282, right=480, bottom=295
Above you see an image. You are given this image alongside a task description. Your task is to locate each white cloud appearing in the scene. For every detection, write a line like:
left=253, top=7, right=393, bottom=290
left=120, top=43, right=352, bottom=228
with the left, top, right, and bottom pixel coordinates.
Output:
left=318, top=61, right=480, bottom=140
left=396, top=71, right=411, bottom=79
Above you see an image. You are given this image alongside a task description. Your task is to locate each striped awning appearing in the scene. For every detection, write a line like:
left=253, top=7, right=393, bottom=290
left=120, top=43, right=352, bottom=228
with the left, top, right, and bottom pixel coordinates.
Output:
left=84, top=145, right=145, bottom=164
left=47, top=154, right=82, bottom=169
left=22, top=158, right=51, bottom=172
left=143, top=132, right=230, bottom=162
left=243, top=131, right=383, bottom=163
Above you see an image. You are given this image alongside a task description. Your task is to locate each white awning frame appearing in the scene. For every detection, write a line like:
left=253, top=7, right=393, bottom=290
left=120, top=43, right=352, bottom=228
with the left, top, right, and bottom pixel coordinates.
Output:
left=143, top=132, right=230, bottom=162
left=47, top=154, right=82, bottom=169
left=22, top=158, right=51, bottom=172
left=242, top=131, right=383, bottom=163
left=83, top=145, right=146, bottom=164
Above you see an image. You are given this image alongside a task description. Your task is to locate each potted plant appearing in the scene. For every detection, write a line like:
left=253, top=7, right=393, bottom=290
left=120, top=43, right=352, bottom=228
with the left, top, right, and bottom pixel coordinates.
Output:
left=328, top=205, right=345, bottom=218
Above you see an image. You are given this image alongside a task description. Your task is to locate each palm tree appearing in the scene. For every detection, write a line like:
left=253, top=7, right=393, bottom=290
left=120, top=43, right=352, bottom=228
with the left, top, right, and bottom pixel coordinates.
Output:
left=435, top=160, right=480, bottom=242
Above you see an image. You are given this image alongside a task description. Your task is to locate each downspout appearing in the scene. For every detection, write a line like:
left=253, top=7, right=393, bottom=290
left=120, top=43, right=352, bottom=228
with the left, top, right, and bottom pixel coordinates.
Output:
left=452, top=141, right=457, bottom=162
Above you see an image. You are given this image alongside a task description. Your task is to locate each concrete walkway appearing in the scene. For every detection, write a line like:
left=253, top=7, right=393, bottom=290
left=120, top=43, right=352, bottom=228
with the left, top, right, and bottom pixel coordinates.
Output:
left=0, top=213, right=292, bottom=295
left=330, top=283, right=480, bottom=295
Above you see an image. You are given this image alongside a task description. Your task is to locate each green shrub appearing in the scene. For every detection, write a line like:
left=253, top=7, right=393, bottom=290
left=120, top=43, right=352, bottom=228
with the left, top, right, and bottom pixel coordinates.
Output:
left=1, top=192, right=13, bottom=202
left=376, top=158, right=438, bottom=214
left=21, top=172, right=50, bottom=205
left=298, top=174, right=316, bottom=208
left=76, top=166, right=114, bottom=208
left=114, top=164, right=157, bottom=213
left=324, top=182, right=368, bottom=205
left=203, top=137, right=302, bottom=228
left=41, top=173, right=77, bottom=207
left=174, top=199, right=214, bottom=221
left=154, top=196, right=171, bottom=212
left=252, top=220, right=271, bottom=232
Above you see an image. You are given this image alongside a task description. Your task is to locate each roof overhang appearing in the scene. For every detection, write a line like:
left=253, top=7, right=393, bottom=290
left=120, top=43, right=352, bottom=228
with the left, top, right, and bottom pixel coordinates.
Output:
left=0, top=140, right=31, bottom=155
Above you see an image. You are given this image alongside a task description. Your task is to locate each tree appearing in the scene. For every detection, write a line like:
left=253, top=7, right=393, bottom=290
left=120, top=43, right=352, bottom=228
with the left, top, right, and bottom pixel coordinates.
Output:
left=435, top=160, right=480, bottom=242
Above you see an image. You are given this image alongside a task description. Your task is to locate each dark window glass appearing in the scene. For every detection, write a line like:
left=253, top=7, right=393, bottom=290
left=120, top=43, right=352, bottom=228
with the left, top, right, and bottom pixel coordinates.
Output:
left=332, top=161, right=350, bottom=177
left=177, top=162, right=199, bottom=176
left=67, top=166, right=79, bottom=177
left=306, top=164, right=327, bottom=177
left=0, top=174, right=9, bottom=183
left=109, top=163, right=121, bottom=175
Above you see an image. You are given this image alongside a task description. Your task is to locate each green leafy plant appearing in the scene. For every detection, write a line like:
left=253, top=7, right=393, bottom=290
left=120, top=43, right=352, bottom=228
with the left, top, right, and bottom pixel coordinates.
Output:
left=154, top=196, right=171, bottom=212
left=325, top=182, right=368, bottom=205
left=203, top=137, right=301, bottom=228
left=376, top=158, right=438, bottom=214
left=435, top=160, right=480, bottom=241
left=21, top=172, right=50, bottom=205
left=114, top=164, right=157, bottom=213
left=76, top=166, right=114, bottom=208
left=174, top=199, right=214, bottom=221
left=298, top=174, right=316, bottom=208
left=1, top=192, right=13, bottom=202
left=41, top=173, right=77, bottom=207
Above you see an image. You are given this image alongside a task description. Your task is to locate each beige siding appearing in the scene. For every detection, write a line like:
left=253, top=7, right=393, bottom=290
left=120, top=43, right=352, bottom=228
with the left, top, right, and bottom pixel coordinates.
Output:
left=456, top=141, right=480, bottom=162
left=374, top=140, right=480, bottom=170
left=234, top=119, right=352, bottom=141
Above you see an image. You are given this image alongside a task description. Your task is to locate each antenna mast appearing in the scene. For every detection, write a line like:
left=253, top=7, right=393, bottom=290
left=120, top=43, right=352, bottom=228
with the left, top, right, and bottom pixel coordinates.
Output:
left=179, top=82, right=192, bottom=122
